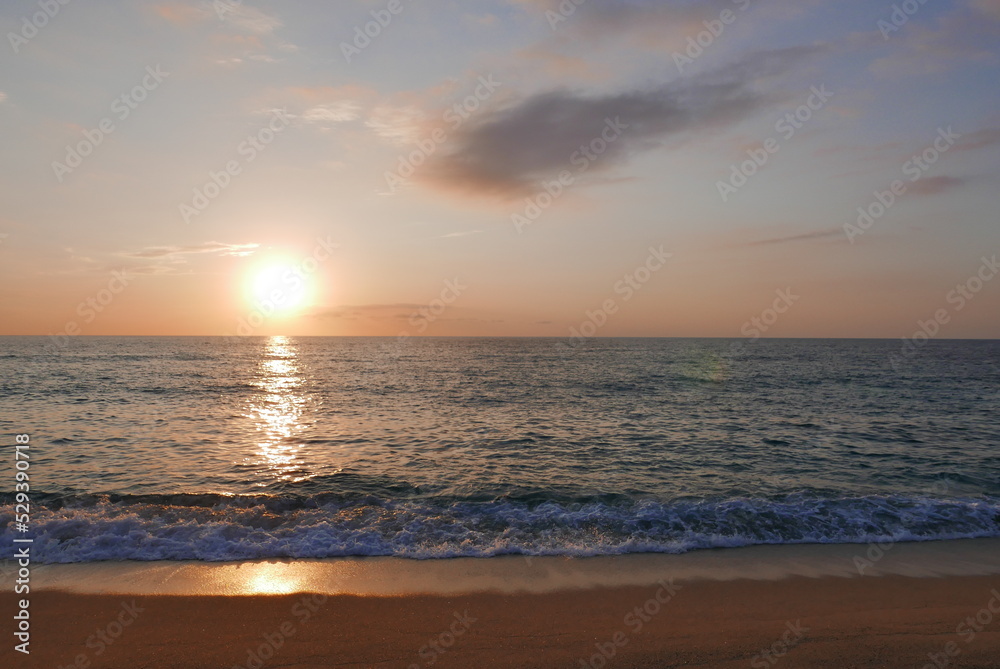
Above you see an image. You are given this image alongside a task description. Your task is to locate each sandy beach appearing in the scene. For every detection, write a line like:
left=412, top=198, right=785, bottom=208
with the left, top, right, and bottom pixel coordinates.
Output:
left=4, top=541, right=1000, bottom=668
left=4, top=575, right=1000, bottom=668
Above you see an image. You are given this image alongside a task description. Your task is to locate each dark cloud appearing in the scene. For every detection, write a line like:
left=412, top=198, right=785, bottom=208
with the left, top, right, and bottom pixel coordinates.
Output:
left=421, top=45, right=824, bottom=198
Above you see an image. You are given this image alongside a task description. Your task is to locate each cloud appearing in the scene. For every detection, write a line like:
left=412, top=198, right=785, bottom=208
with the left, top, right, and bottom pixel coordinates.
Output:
left=152, top=2, right=207, bottom=26
left=216, top=4, right=283, bottom=35
left=48, top=242, right=258, bottom=278
left=310, top=304, right=427, bottom=320
left=0, top=91, right=6, bottom=104
left=908, top=175, right=967, bottom=196
left=261, top=86, right=373, bottom=128
left=464, top=13, right=498, bottom=26
left=514, top=0, right=731, bottom=45
left=288, top=84, right=374, bottom=104
left=515, top=45, right=609, bottom=81
left=122, top=264, right=180, bottom=275
left=301, top=101, right=362, bottom=124
left=954, top=126, right=1000, bottom=152
left=124, top=242, right=259, bottom=259
left=971, top=0, right=1000, bottom=20
left=743, top=227, right=845, bottom=246
left=365, top=105, right=428, bottom=144
left=152, top=2, right=291, bottom=59
left=870, top=1, right=1000, bottom=76
left=309, top=304, right=498, bottom=328
left=440, top=230, right=483, bottom=238
left=514, top=0, right=817, bottom=52
left=419, top=45, right=823, bottom=197
left=155, top=1, right=282, bottom=34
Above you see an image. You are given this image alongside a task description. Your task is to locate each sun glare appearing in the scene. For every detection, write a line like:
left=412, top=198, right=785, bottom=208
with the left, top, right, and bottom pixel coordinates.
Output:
left=242, top=563, right=302, bottom=595
left=247, top=262, right=312, bottom=315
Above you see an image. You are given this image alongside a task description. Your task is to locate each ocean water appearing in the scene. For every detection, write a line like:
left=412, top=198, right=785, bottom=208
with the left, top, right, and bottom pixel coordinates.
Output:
left=1, top=336, right=998, bottom=563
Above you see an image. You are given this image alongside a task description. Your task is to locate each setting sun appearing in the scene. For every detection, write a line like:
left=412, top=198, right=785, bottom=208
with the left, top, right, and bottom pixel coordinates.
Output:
left=247, top=262, right=312, bottom=316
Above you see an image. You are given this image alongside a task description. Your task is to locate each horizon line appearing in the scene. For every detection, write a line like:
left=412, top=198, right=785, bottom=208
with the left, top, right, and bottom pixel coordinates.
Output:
left=1, top=334, right=998, bottom=341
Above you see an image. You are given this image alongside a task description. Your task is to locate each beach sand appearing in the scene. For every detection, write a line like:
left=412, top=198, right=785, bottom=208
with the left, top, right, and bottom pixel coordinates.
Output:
left=4, top=541, right=1000, bottom=668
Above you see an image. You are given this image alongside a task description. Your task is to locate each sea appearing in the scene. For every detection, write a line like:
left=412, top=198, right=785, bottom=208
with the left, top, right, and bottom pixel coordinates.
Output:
left=1, top=336, right=998, bottom=563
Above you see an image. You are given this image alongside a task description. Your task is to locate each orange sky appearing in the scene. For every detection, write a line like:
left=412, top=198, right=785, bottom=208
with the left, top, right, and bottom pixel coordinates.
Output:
left=1, top=0, right=999, bottom=339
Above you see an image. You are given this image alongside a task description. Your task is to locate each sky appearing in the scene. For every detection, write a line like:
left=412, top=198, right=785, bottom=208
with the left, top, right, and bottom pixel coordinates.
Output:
left=1, top=0, right=999, bottom=339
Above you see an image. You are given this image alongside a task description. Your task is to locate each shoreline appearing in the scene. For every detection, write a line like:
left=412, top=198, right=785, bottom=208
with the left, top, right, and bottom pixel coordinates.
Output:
left=5, top=537, right=1000, bottom=596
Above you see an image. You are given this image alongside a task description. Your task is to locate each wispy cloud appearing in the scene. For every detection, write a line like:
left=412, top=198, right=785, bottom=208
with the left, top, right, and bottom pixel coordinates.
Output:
left=154, top=1, right=281, bottom=34
left=954, top=126, right=1000, bottom=152
left=440, top=230, right=483, bottom=239
left=152, top=2, right=206, bottom=26
left=301, top=102, right=362, bottom=124
left=309, top=304, right=497, bottom=327
left=124, top=242, right=259, bottom=259
left=152, top=1, right=292, bottom=64
left=971, top=0, right=1000, bottom=19
left=216, top=3, right=283, bottom=35
left=366, top=105, right=428, bottom=145
left=870, top=0, right=1000, bottom=76
left=465, top=13, right=498, bottom=26
left=743, top=227, right=845, bottom=247
left=908, top=175, right=967, bottom=196
left=514, top=0, right=733, bottom=49
left=273, top=85, right=373, bottom=128
left=310, top=304, right=427, bottom=320
left=514, top=0, right=816, bottom=54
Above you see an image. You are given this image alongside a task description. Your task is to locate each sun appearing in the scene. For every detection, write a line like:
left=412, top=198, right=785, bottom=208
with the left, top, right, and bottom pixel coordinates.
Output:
left=247, top=262, right=312, bottom=315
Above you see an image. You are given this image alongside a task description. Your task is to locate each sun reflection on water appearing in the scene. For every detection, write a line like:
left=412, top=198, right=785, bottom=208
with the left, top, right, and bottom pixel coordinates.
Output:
left=242, top=336, right=313, bottom=486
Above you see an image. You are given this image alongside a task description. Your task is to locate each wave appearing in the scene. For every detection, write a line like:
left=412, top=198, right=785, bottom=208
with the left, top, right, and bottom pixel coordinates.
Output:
left=1, top=493, right=997, bottom=563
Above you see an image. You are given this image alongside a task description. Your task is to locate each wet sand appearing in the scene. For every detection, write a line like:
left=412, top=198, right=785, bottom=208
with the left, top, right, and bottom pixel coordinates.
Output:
left=4, top=576, right=1000, bottom=668
left=3, top=541, right=999, bottom=668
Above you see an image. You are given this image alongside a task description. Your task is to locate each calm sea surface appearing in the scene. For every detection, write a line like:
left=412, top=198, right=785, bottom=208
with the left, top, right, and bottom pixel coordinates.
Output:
left=1, top=336, right=998, bottom=562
